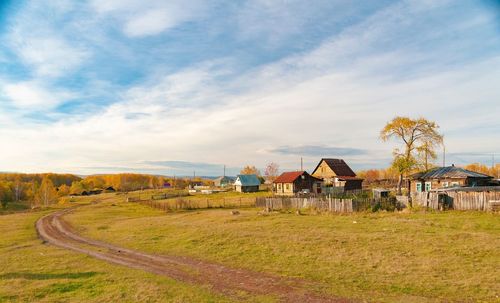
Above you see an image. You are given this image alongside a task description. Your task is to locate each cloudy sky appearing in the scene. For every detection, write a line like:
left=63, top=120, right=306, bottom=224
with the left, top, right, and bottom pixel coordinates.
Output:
left=0, top=0, right=499, bottom=176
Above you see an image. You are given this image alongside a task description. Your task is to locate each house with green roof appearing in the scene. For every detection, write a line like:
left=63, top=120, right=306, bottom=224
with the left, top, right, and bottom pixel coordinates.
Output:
left=234, top=174, right=260, bottom=193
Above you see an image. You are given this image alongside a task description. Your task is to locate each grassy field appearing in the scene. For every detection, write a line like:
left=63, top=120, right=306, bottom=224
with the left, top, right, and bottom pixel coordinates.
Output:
left=0, top=198, right=252, bottom=303
left=66, top=198, right=500, bottom=303
left=128, top=189, right=271, bottom=209
left=0, top=201, right=31, bottom=215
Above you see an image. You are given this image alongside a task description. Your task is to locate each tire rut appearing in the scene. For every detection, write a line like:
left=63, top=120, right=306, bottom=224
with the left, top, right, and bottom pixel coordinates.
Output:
left=36, top=206, right=352, bottom=303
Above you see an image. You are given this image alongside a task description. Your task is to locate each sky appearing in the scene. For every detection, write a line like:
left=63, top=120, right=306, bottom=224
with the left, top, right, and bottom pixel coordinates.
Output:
left=0, top=0, right=499, bottom=176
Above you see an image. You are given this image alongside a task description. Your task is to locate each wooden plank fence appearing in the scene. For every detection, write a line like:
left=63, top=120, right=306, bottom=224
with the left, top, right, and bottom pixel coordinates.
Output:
left=411, top=188, right=500, bottom=211
left=255, top=197, right=398, bottom=213
left=130, top=196, right=258, bottom=211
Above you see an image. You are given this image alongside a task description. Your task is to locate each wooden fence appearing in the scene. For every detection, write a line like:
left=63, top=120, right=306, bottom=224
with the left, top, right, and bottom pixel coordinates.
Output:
left=255, top=197, right=399, bottom=213
left=411, top=188, right=500, bottom=211
left=133, top=196, right=258, bottom=211
left=128, top=192, right=400, bottom=213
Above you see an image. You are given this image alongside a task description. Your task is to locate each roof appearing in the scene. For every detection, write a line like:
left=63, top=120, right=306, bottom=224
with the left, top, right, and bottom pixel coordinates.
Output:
left=214, top=176, right=235, bottom=182
left=312, top=158, right=357, bottom=177
left=273, top=171, right=322, bottom=183
left=411, top=166, right=493, bottom=180
left=235, top=174, right=260, bottom=186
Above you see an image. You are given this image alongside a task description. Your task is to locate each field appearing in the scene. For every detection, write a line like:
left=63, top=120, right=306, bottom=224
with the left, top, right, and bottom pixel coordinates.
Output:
left=0, top=198, right=238, bottom=303
left=1, top=192, right=499, bottom=302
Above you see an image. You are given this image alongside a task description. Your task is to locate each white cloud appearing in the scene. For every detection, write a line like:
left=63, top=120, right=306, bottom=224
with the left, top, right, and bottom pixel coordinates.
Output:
left=4, top=1, right=90, bottom=78
left=90, top=0, right=208, bottom=37
left=9, top=35, right=89, bottom=78
left=1, top=81, right=73, bottom=109
left=0, top=0, right=498, bottom=174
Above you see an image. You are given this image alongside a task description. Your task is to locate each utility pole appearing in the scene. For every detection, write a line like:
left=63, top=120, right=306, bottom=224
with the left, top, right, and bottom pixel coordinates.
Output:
left=223, top=165, right=226, bottom=177
left=300, top=157, right=303, bottom=171
left=443, top=145, right=446, bottom=167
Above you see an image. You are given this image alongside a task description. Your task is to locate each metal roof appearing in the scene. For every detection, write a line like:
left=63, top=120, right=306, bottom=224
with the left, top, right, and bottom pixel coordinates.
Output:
left=235, top=174, right=260, bottom=186
left=411, top=166, right=492, bottom=180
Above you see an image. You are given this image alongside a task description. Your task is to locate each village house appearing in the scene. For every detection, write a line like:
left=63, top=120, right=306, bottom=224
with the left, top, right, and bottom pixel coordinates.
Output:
left=234, top=174, right=260, bottom=193
left=273, top=171, right=322, bottom=196
left=213, top=176, right=235, bottom=188
left=311, top=158, right=363, bottom=192
left=409, top=165, right=494, bottom=193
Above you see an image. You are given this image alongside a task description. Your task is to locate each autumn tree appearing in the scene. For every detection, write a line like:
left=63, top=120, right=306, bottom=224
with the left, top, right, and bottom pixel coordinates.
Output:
left=70, top=181, right=86, bottom=195
left=13, top=175, right=23, bottom=201
left=38, top=176, right=58, bottom=207
left=264, top=162, right=279, bottom=183
left=381, top=116, right=443, bottom=196
left=240, top=165, right=261, bottom=176
left=58, top=184, right=70, bottom=197
left=0, top=182, right=13, bottom=208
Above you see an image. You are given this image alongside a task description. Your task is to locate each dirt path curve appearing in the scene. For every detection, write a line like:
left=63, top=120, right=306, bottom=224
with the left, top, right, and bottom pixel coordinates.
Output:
left=36, top=206, right=351, bottom=303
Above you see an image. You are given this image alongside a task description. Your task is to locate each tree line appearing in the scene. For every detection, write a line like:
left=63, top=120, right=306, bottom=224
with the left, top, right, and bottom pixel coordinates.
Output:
left=0, top=173, right=81, bottom=209
left=0, top=173, right=216, bottom=209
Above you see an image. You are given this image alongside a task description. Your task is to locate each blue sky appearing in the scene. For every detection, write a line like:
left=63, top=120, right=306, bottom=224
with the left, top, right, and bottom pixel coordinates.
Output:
left=0, top=0, right=499, bottom=176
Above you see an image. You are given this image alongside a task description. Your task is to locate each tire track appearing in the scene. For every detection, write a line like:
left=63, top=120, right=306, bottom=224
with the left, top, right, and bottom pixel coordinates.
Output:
left=36, top=206, right=351, bottom=303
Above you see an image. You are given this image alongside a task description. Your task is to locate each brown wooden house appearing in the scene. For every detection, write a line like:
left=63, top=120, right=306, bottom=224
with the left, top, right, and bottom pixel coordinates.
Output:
left=273, top=171, right=322, bottom=196
left=311, top=158, right=363, bottom=191
left=409, top=165, right=494, bottom=193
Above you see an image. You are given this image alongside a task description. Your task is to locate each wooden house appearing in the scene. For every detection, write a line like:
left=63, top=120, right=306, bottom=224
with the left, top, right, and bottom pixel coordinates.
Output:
left=273, top=171, right=322, bottom=196
left=409, top=165, right=493, bottom=192
left=409, top=165, right=494, bottom=193
left=234, top=174, right=260, bottom=193
left=311, top=158, right=363, bottom=191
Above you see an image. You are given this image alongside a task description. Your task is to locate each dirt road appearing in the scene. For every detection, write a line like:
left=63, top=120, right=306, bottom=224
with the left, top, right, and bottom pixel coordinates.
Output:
left=36, top=206, right=350, bottom=303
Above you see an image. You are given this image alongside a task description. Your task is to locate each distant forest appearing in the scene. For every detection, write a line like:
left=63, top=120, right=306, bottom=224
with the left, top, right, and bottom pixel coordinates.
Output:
left=0, top=173, right=211, bottom=209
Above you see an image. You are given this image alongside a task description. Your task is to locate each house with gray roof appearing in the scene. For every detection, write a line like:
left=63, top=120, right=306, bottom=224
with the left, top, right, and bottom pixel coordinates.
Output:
left=234, top=174, right=260, bottom=192
left=214, top=176, right=235, bottom=188
left=409, top=164, right=493, bottom=193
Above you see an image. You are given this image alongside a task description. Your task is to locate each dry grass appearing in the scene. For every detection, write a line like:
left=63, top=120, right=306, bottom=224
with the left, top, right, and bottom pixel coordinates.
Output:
left=0, top=199, right=246, bottom=302
left=66, top=199, right=500, bottom=302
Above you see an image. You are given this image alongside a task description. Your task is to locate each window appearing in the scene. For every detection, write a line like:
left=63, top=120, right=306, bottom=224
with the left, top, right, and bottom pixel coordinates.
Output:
left=285, top=184, right=290, bottom=190
left=416, top=183, right=422, bottom=192
left=442, top=182, right=448, bottom=188
left=451, top=182, right=459, bottom=187
left=425, top=182, right=432, bottom=192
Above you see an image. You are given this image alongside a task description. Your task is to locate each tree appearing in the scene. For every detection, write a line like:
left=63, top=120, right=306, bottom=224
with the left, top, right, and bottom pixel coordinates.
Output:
left=381, top=117, right=443, bottom=197
left=58, top=184, right=70, bottom=197
left=13, top=175, right=23, bottom=201
left=264, top=162, right=279, bottom=183
left=0, top=182, right=13, bottom=209
left=38, top=176, right=57, bottom=207
left=70, top=181, right=87, bottom=195
left=240, top=165, right=260, bottom=176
